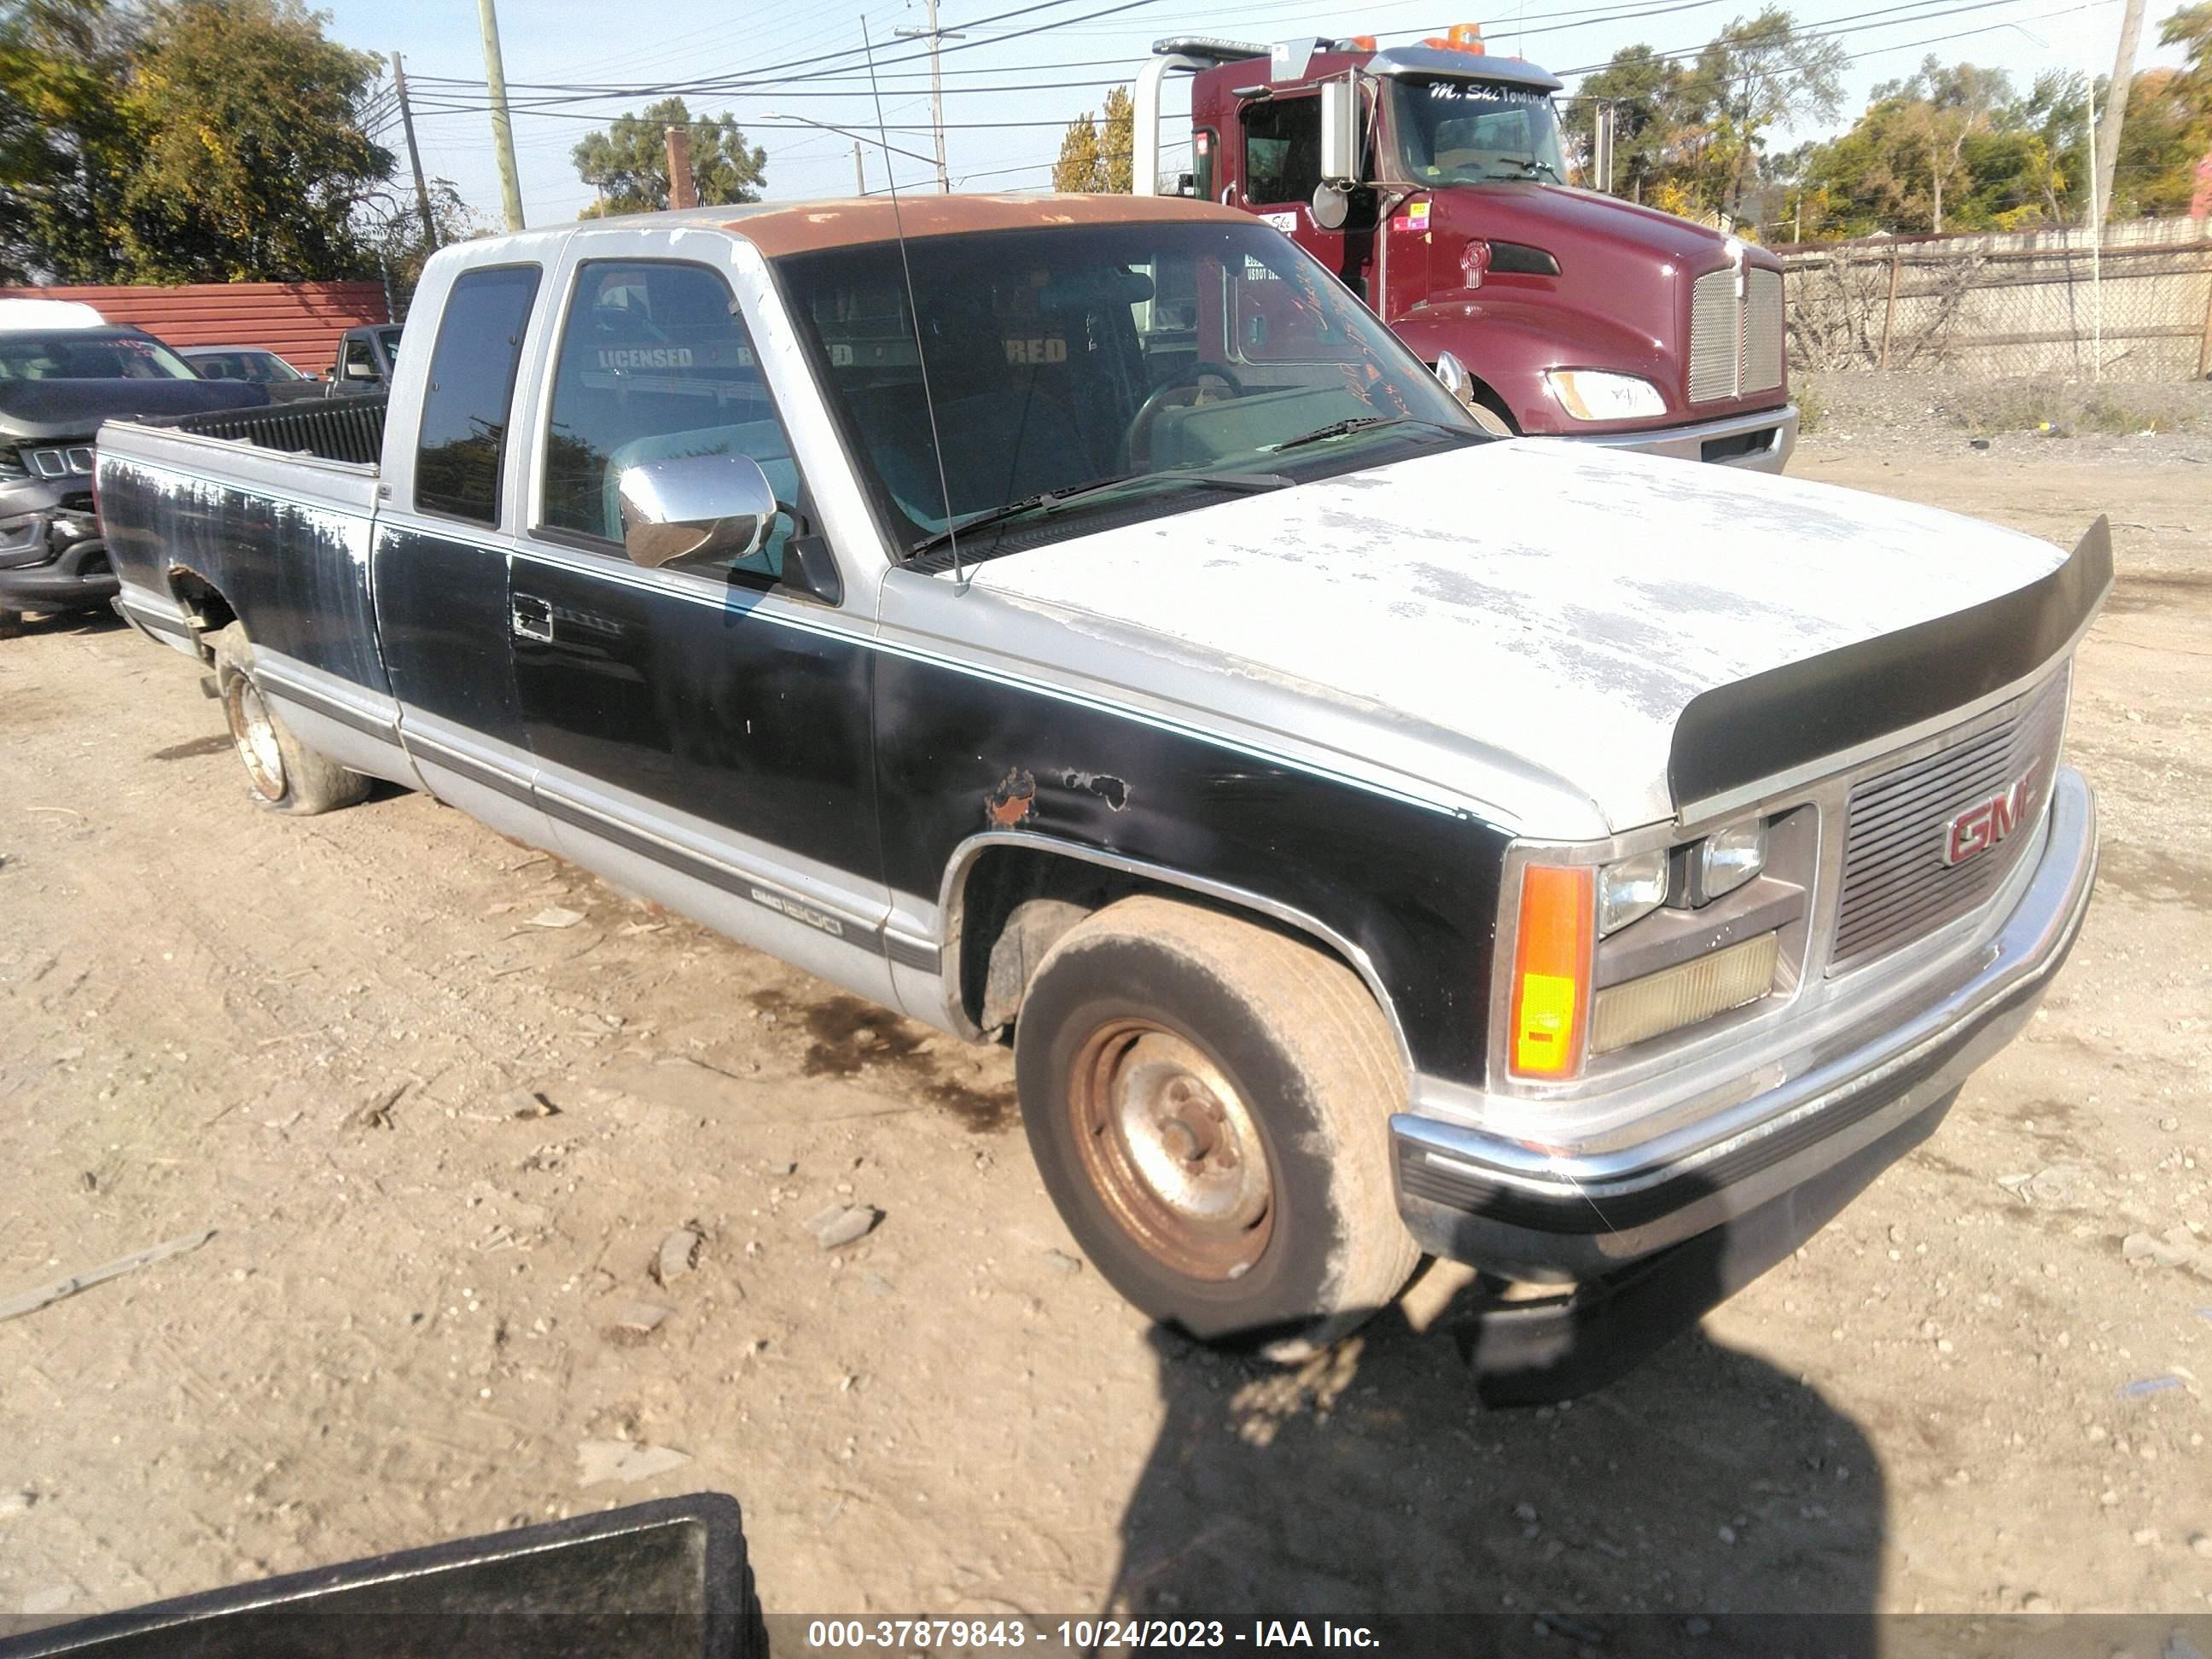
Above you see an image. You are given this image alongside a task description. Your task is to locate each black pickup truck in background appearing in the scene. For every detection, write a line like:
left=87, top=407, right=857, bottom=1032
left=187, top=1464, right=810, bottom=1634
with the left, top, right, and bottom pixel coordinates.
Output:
left=0, top=322, right=266, bottom=634
left=322, top=323, right=404, bottom=396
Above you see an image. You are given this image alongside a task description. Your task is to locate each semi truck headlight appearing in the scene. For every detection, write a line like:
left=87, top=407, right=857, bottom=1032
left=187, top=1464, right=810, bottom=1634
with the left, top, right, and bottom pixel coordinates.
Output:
left=1696, top=821, right=1768, bottom=902
left=1545, top=370, right=1666, bottom=422
left=1597, top=850, right=1668, bottom=936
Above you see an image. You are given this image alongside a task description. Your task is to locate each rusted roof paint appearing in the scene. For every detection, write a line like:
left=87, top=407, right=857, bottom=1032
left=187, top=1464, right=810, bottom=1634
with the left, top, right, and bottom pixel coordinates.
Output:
left=722, top=193, right=1248, bottom=257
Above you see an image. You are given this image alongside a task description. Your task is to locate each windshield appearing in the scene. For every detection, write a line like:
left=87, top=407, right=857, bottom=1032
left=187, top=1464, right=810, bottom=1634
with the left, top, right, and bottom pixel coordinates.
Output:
left=0, top=329, right=200, bottom=381
left=1388, top=78, right=1568, bottom=185
left=774, top=220, right=1478, bottom=558
left=377, top=327, right=403, bottom=363
left=189, top=349, right=305, bottom=383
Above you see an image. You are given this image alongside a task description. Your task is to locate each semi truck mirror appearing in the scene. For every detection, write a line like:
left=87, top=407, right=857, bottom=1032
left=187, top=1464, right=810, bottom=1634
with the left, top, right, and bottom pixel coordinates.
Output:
left=1319, top=79, right=1359, bottom=185
left=1311, top=183, right=1351, bottom=231
left=616, top=451, right=777, bottom=572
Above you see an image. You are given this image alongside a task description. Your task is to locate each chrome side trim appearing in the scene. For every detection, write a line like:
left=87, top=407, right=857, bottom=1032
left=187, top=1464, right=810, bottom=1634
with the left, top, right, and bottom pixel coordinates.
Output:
left=253, top=654, right=400, bottom=744
left=404, top=727, right=535, bottom=806
left=934, top=828, right=1414, bottom=1074
left=1399, top=765, right=2095, bottom=1198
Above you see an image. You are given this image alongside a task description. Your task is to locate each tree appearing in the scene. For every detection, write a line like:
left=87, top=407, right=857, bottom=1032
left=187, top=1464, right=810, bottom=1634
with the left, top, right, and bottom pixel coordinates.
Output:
left=118, top=0, right=393, bottom=282
left=573, top=96, right=765, bottom=217
left=1687, top=9, right=1849, bottom=224
left=356, top=175, right=486, bottom=316
left=1563, top=44, right=1701, bottom=200
left=0, top=0, right=143, bottom=282
left=1051, top=87, right=1132, bottom=193
left=2104, top=6, right=2212, bottom=218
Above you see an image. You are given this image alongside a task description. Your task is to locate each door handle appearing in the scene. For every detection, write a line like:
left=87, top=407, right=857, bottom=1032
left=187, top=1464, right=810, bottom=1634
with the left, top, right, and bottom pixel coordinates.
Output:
left=510, top=593, right=555, bottom=644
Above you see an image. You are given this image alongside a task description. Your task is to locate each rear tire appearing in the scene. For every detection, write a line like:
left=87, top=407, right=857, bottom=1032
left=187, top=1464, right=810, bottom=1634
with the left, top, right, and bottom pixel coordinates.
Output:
left=0, top=608, right=21, bottom=638
left=1015, top=894, right=1419, bottom=1361
left=207, top=624, right=370, bottom=816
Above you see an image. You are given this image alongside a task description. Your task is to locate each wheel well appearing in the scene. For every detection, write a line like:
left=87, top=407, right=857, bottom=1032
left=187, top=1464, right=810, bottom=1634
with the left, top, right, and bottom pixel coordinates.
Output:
left=949, top=843, right=1398, bottom=1056
left=1464, top=377, right=1521, bottom=434
left=166, top=568, right=236, bottom=660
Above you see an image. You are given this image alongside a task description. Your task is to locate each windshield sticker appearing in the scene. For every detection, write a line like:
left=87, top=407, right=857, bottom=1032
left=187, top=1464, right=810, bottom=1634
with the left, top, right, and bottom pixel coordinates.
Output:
left=597, top=346, right=696, bottom=370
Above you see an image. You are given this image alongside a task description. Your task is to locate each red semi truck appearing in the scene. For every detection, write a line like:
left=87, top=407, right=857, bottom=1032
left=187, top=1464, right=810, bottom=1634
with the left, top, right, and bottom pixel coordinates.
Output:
left=1133, top=29, right=1798, bottom=470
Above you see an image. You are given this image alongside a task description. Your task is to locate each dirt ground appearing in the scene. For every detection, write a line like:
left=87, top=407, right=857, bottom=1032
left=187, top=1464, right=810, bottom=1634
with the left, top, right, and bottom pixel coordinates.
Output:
left=2, top=420, right=2209, bottom=1633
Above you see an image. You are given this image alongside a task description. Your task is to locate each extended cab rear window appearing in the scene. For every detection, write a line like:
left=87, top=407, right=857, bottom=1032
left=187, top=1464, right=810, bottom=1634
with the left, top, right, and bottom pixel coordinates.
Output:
left=415, top=265, right=541, bottom=526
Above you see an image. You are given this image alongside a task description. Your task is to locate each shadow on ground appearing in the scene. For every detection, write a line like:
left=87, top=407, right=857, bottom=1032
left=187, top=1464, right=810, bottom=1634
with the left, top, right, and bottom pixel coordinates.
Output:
left=1104, top=1288, right=1883, bottom=1639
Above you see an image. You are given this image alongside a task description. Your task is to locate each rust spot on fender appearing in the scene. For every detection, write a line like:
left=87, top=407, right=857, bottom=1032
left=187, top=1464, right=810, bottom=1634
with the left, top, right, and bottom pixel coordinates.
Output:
left=985, top=767, right=1037, bottom=827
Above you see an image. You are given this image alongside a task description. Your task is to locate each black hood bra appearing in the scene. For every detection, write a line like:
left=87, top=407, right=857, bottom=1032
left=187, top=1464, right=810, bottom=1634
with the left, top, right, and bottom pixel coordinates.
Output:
left=0, top=376, right=270, bottom=443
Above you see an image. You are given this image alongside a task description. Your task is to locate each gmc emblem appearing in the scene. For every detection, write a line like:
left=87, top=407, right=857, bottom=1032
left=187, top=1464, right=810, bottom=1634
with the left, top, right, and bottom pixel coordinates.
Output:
left=1942, top=768, right=2037, bottom=866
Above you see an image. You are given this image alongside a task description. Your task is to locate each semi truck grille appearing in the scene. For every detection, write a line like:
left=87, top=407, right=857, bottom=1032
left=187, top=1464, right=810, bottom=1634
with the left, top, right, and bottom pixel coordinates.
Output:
left=1687, top=265, right=1786, bottom=403
left=1688, top=270, right=1739, bottom=402
left=1743, top=269, right=1784, bottom=393
left=1829, top=671, right=2069, bottom=973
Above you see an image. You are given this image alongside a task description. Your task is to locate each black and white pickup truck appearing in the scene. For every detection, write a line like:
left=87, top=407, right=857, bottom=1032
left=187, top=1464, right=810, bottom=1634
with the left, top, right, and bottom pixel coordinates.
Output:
left=96, top=195, right=2107, bottom=1398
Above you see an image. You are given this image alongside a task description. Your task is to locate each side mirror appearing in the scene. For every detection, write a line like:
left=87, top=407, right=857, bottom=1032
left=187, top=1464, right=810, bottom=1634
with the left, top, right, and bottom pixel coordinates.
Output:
left=1433, top=350, right=1471, bottom=405
left=344, top=359, right=379, bottom=381
left=617, top=451, right=778, bottom=571
left=1318, top=78, right=1359, bottom=185
left=1310, top=183, right=1351, bottom=231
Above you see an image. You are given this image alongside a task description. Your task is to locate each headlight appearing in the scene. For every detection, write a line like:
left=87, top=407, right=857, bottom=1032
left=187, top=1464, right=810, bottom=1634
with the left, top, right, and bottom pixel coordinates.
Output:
left=1697, top=821, right=1768, bottom=902
left=1597, top=849, right=1668, bottom=936
left=1545, top=369, right=1667, bottom=422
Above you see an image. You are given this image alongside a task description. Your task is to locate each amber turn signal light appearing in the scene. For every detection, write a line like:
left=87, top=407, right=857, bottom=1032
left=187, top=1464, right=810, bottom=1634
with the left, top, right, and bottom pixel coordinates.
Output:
left=1510, top=864, right=1592, bottom=1079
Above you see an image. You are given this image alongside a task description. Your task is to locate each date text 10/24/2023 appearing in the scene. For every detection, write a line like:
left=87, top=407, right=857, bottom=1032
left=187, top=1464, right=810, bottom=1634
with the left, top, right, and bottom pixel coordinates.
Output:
left=801, top=1620, right=1382, bottom=1650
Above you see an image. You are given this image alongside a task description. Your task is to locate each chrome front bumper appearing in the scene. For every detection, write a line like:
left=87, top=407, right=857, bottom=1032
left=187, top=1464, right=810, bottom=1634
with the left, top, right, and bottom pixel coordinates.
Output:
left=1555, top=403, right=1798, bottom=474
left=1392, top=766, right=2098, bottom=1280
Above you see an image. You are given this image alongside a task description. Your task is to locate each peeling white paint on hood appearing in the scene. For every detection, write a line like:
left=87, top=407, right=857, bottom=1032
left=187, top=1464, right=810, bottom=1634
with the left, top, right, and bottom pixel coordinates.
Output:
left=963, top=439, right=2074, bottom=831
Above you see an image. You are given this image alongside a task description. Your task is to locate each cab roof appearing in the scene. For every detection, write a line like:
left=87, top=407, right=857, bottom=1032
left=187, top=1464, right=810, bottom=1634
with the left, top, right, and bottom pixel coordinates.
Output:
left=571, top=192, right=1249, bottom=256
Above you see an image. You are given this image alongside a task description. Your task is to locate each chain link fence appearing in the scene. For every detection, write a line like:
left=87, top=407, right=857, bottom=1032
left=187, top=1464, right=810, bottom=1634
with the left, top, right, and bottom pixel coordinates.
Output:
left=1783, top=217, right=2212, bottom=381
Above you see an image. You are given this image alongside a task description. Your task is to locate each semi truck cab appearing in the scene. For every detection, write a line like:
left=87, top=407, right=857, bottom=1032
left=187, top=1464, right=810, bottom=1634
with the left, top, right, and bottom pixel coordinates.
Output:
left=1134, top=31, right=1798, bottom=470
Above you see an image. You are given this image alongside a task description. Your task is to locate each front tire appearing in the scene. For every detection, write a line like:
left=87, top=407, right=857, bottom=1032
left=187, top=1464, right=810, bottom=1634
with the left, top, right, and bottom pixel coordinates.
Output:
left=1015, top=895, right=1419, bottom=1360
left=0, top=608, right=21, bottom=638
left=207, top=624, right=370, bottom=815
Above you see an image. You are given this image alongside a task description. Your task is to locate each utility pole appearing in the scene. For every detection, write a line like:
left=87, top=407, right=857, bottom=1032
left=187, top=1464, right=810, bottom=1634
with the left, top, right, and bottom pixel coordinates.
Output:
left=894, top=0, right=963, bottom=193
left=390, top=54, right=439, bottom=251
left=2093, top=0, right=2145, bottom=225
left=853, top=141, right=866, bottom=195
left=476, top=0, right=525, bottom=231
left=665, top=124, right=698, bottom=209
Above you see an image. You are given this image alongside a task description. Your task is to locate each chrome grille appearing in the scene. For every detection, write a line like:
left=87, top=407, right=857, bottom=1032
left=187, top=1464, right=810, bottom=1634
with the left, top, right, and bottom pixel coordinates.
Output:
left=1688, top=269, right=1739, bottom=403
left=1743, top=268, right=1784, bottom=393
left=1830, top=671, right=2070, bottom=973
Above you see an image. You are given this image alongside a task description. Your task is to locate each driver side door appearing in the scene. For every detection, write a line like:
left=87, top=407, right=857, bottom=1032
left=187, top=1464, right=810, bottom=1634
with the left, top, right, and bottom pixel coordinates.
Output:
left=509, top=234, right=894, bottom=1004
left=1237, top=94, right=1358, bottom=305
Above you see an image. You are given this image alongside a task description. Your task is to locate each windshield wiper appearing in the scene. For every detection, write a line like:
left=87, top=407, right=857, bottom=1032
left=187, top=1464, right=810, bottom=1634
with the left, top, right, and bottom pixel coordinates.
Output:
left=905, top=469, right=1290, bottom=559
left=1267, top=415, right=1470, bottom=453
left=1498, top=156, right=1563, bottom=183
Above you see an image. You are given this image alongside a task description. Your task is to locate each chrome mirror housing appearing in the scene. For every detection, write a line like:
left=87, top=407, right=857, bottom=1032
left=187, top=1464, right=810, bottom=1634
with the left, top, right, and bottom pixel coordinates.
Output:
left=615, top=451, right=777, bottom=571
left=1433, top=350, right=1472, bottom=405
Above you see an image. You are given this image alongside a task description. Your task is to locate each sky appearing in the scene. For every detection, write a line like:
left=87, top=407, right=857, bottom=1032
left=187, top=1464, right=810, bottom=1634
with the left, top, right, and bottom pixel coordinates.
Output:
left=323, top=0, right=2198, bottom=227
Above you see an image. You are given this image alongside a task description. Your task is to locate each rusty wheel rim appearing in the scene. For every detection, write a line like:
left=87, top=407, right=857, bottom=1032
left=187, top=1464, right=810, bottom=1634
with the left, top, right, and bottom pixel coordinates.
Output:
left=1067, top=1021, right=1273, bottom=1281
left=224, top=675, right=286, bottom=801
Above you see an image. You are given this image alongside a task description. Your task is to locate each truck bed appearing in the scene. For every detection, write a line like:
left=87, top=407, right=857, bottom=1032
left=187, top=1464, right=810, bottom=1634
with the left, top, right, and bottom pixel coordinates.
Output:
left=95, top=402, right=387, bottom=706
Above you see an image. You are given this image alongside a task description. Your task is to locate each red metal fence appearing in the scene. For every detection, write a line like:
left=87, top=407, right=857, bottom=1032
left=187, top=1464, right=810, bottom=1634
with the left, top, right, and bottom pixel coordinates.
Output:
left=0, top=281, right=389, bottom=374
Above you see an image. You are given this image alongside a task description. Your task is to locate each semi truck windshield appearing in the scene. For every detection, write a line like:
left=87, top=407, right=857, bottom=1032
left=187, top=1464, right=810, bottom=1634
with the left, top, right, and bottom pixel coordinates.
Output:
left=1389, top=79, right=1568, bottom=185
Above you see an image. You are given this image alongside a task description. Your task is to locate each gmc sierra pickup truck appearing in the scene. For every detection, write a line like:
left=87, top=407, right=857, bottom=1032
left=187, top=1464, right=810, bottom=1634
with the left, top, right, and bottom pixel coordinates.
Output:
left=96, top=195, right=2106, bottom=1400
